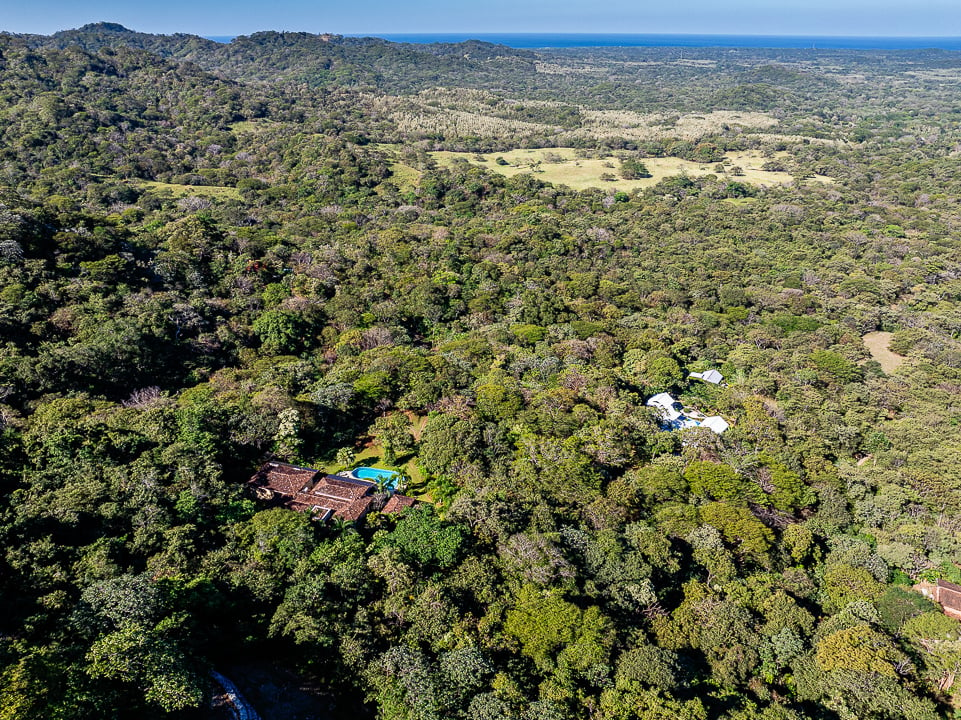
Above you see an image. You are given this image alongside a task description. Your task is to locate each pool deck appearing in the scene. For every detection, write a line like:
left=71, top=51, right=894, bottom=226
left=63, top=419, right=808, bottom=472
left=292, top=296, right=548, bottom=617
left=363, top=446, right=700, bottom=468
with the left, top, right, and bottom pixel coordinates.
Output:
left=343, top=467, right=400, bottom=485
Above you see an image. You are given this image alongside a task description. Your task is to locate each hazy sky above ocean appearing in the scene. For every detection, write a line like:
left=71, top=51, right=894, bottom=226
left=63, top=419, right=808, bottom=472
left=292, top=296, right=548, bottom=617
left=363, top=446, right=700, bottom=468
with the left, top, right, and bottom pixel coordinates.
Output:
left=363, top=34, right=961, bottom=50
left=4, top=0, right=960, bottom=38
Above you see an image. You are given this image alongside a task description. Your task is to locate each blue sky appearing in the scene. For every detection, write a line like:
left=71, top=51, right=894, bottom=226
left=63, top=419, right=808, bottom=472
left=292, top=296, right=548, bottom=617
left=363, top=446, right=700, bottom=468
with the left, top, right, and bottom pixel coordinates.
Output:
left=3, top=0, right=960, bottom=37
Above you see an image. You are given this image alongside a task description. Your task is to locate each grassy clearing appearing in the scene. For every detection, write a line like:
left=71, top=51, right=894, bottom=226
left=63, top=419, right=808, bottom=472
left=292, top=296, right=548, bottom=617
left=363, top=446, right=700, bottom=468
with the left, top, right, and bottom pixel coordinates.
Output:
left=374, top=144, right=422, bottom=194
left=382, top=161, right=421, bottom=193
left=315, top=413, right=430, bottom=497
left=318, top=445, right=429, bottom=499
left=228, top=119, right=279, bottom=133
left=863, top=331, right=908, bottom=374
left=139, top=181, right=242, bottom=200
left=430, top=147, right=831, bottom=192
left=407, top=413, right=429, bottom=442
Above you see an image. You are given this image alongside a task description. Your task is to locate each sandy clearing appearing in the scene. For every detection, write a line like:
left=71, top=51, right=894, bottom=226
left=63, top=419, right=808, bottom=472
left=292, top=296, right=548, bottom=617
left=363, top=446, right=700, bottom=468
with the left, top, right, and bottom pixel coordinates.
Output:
left=863, top=331, right=907, bottom=374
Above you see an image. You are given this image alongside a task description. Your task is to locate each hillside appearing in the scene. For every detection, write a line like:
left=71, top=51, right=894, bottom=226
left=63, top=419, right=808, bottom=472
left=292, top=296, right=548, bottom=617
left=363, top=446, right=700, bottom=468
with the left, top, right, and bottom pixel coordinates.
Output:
left=1, top=25, right=961, bottom=720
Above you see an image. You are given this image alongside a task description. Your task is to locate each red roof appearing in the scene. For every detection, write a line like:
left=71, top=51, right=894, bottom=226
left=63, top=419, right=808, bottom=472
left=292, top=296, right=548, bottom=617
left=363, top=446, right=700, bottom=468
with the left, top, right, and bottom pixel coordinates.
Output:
left=339, top=496, right=376, bottom=522
left=247, top=462, right=416, bottom=522
left=383, top=494, right=416, bottom=513
left=937, top=579, right=961, bottom=613
left=247, top=461, right=318, bottom=497
left=307, top=476, right=371, bottom=502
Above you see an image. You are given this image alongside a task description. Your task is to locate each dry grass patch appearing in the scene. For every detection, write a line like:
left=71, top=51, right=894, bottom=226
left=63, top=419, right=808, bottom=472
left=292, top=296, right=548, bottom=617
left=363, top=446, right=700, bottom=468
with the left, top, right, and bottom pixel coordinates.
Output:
left=906, top=70, right=961, bottom=82
left=571, top=109, right=780, bottom=143
left=382, top=162, right=421, bottom=193
left=139, top=181, right=241, bottom=200
left=391, top=108, right=561, bottom=140
left=430, top=147, right=830, bottom=191
left=675, top=59, right=717, bottom=67
left=374, top=90, right=798, bottom=146
left=535, top=61, right=608, bottom=75
left=575, top=110, right=779, bottom=142
left=674, top=111, right=778, bottom=136
left=863, top=331, right=908, bottom=374
left=228, top=120, right=280, bottom=133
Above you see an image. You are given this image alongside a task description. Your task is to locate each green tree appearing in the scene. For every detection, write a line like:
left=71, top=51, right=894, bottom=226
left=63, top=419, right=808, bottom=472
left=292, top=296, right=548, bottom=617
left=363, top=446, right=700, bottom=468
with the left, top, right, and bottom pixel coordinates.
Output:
left=371, top=413, right=414, bottom=463
left=336, top=445, right=356, bottom=469
left=273, top=407, right=302, bottom=461
left=822, top=564, right=885, bottom=612
left=229, top=509, right=315, bottom=600
left=619, top=158, right=652, bottom=180
left=383, top=505, right=464, bottom=569
left=685, top=462, right=764, bottom=505
left=253, top=309, right=306, bottom=354
left=504, top=584, right=613, bottom=672
left=699, top=502, right=773, bottom=564
left=86, top=625, right=205, bottom=713
left=901, top=612, right=961, bottom=688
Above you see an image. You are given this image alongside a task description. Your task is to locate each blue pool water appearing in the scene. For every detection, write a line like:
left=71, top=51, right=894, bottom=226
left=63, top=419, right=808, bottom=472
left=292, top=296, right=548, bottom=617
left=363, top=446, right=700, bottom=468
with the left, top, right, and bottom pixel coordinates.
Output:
left=353, top=466, right=399, bottom=487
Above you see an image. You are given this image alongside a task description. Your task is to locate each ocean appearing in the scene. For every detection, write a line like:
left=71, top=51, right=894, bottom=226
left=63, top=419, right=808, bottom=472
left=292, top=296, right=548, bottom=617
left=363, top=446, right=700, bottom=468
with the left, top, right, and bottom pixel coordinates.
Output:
left=205, top=33, right=961, bottom=51
left=375, top=34, right=961, bottom=51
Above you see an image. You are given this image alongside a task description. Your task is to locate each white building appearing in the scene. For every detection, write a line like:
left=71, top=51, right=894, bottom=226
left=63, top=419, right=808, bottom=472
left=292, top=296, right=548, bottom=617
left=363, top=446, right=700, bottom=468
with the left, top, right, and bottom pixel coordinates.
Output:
left=646, top=393, right=729, bottom=435
left=702, top=416, right=730, bottom=434
left=646, top=392, right=683, bottom=421
left=689, top=369, right=724, bottom=385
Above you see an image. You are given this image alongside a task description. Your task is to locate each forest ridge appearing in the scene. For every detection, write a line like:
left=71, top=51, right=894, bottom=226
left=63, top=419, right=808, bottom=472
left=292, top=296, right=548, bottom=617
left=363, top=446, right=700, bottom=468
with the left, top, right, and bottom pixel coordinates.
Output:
left=1, top=22, right=961, bottom=720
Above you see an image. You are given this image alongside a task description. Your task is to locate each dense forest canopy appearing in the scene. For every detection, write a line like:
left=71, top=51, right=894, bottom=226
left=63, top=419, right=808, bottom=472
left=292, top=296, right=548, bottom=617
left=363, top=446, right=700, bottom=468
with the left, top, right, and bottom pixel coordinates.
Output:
left=2, top=23, right=961, bottom=720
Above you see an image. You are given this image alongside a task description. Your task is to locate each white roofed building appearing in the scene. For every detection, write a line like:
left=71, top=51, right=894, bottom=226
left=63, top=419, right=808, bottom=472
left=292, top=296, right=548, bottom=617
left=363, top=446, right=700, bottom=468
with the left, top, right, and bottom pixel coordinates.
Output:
left=690, top=369, right=724, bottom=385
left=646, top=392, right=683, bottom=421
left=646, top=393, right=729, bottom=435
left=702, top=416, right=730, bottom=434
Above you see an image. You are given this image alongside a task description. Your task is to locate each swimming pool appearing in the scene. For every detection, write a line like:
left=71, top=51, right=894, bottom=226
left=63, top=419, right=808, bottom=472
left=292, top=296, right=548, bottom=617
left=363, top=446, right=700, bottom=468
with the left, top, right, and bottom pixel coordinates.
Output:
left=351, top=466, right=399, bottom=488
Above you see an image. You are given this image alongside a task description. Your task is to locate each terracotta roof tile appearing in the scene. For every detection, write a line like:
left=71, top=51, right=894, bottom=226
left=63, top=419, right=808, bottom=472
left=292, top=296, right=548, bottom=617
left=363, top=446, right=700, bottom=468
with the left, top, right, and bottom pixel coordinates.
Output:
left=383, top=494, right=416, bottom=513
left=938, top=579, right=961, bottom=594
left=248, top=462, right=318, bottom=498
left=248, top=463, right=417, bottom=523
left=938, top=579, right=961, bottom=612
left=337, top=496, right=375, bottom=522
left=310, top=476, right=372, bottom=501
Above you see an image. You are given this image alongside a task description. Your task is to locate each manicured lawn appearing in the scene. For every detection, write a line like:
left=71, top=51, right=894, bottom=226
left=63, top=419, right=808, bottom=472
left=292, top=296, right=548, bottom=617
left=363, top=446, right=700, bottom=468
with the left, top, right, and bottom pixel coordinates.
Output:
left=318, top=445, right=430, bottom=500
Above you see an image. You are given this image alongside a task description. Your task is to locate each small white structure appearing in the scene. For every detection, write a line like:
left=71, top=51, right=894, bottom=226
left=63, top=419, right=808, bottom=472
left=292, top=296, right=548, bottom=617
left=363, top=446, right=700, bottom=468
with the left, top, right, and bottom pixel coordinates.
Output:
left=646, top=392, right=683, bottom=421
left=702, top=416, right=730, bottom=434
left=690, top=369, right=724, bottom=385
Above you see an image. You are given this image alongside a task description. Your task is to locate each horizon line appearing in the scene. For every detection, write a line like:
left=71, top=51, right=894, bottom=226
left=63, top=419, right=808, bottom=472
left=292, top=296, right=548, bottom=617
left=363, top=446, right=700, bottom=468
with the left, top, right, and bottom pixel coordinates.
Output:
left=7, top=24, right=961, bottom=40
left=363, top=32, right=961, bottom=39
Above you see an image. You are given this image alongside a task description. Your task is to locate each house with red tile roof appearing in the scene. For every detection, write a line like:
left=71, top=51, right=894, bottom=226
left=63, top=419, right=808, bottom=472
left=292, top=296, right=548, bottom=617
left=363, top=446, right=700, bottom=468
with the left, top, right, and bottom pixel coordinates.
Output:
left=933, top=580, right=961, bottom=620
left=247, top=461, right=416, bottom=522
left=916, top=578, right=961, bottom=620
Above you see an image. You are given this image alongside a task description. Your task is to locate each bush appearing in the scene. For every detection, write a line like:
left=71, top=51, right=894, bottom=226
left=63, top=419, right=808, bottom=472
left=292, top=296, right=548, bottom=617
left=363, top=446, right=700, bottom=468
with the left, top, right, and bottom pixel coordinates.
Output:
left=619, top=158, right=652, bottom=179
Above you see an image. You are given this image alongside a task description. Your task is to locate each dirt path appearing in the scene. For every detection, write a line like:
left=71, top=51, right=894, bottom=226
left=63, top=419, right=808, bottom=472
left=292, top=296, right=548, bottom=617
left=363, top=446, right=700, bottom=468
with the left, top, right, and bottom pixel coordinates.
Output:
left=863, top=331, right=907, bottom=374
